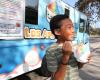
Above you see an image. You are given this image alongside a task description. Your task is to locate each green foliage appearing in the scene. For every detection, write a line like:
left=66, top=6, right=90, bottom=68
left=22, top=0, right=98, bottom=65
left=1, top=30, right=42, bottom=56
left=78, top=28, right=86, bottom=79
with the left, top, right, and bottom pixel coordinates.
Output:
left=89, top=28, right=100, bottom=35
left=75, top=0, right=100, bottom=23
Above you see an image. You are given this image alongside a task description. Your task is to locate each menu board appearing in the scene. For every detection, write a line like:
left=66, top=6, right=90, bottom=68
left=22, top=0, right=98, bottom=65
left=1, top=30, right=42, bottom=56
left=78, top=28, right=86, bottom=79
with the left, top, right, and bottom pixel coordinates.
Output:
left=0, top=0, right=25, bottom=39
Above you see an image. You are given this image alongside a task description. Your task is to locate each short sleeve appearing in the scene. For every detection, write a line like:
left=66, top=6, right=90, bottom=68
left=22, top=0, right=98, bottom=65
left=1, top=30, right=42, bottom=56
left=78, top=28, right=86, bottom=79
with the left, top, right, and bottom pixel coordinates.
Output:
left=46, top=50, right=58, bottom=73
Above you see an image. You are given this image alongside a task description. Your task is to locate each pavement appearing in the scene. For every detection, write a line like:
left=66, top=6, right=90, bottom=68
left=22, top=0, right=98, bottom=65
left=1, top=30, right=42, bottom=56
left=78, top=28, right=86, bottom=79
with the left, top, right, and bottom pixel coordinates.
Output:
left=11, top=37, right=100, bottom=80
left=79, top=37, right=100, bottom=80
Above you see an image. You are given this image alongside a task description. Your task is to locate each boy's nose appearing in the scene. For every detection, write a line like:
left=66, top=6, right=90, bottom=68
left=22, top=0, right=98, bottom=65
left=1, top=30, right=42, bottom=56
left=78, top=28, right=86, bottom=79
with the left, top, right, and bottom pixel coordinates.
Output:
left=71, top=27, right=74, bottom=34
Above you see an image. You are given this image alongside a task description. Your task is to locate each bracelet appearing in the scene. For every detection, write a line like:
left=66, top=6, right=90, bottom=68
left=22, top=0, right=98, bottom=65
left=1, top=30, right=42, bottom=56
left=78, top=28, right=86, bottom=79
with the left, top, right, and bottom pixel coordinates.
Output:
left=61, top=61, right=68, bottom=65
left=62, top=51, right=73, bottom=55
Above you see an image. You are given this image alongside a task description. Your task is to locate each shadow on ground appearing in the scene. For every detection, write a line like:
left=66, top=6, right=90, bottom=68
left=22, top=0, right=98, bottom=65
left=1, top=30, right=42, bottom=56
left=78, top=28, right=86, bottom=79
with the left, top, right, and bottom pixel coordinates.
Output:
left=10, top=75, right=31, bottom=80
left=79, top=70, right=100, bottom=80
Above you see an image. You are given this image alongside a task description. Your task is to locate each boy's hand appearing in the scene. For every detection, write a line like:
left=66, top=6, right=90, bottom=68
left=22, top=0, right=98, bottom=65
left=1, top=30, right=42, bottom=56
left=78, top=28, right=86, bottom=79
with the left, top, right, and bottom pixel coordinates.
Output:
left=87, top=53, right=92, bottom=63
left=62, top=41, right=73, bottom=55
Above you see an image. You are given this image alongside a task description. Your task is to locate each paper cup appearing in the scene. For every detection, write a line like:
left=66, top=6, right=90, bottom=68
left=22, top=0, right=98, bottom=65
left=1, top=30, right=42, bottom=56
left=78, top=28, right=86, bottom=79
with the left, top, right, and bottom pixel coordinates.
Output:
left=72, top=41, right=90, bottom=63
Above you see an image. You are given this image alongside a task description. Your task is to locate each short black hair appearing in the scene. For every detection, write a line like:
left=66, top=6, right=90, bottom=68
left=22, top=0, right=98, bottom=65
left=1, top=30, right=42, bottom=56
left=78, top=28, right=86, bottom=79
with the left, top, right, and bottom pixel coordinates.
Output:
left=50, top=14, right=69, bottom=38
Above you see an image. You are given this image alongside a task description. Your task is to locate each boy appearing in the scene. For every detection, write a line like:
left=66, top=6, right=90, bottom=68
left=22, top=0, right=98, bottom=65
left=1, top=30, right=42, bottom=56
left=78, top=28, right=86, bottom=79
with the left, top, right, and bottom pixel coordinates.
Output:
left=45, top=14, right=89, bottom=80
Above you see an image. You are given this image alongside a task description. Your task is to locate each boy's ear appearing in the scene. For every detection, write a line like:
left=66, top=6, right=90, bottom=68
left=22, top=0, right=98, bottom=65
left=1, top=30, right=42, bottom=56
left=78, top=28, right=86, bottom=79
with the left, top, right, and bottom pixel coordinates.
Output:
left=54, top=29, right=61, bottom=36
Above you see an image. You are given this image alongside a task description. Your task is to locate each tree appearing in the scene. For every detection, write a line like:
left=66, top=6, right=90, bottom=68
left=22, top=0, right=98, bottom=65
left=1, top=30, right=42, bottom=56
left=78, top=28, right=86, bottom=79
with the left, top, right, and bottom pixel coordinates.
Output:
left=75, top=0, right=100, bottom=24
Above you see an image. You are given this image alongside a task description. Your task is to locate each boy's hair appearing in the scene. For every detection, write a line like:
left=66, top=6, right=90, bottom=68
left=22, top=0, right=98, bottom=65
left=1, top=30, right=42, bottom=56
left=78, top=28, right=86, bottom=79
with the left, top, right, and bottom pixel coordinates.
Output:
left=50, top=14, right=69, bottom=39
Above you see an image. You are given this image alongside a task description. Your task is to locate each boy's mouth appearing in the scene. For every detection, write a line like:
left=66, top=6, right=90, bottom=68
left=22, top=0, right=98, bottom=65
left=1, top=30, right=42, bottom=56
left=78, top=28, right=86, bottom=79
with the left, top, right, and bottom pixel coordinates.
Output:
left=70, top=34, right=75, bottom=37
left=70, top=35, right=75, bottom=40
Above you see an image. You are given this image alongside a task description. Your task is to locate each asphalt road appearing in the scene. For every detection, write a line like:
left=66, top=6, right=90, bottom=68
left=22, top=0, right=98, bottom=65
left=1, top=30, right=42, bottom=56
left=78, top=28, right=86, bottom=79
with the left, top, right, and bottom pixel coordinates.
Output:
left=12, top=37, right=100, bottom=80
left=79, top=37, right=100, bottom=80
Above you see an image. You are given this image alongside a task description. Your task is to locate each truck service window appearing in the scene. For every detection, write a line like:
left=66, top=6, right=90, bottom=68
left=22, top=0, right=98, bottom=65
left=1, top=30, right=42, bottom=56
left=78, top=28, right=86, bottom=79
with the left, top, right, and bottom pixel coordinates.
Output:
left=25, top=0, right=39, bottom=25
left=79, top=18, right=85, bottom=32
left=65, top=8, right=69, bottom=17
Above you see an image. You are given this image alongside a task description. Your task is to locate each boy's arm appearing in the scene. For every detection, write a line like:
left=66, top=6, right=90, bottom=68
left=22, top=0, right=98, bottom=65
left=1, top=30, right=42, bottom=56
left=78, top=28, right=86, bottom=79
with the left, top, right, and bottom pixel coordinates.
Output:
left=46, top=41, right=72, bottom=80
left=52, top=54, right=71, bottom=80
left=77, top=62, right=85, bottom=69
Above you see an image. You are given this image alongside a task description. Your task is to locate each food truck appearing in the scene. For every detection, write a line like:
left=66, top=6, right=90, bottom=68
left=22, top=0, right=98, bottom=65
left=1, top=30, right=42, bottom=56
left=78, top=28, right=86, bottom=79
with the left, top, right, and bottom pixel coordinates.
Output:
left=0, top=0, right=90, bottom=80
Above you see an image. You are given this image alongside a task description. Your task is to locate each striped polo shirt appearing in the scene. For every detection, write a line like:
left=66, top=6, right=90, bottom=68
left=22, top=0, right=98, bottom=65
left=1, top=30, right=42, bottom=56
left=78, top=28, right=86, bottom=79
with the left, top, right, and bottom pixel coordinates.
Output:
left=46, top=43, right=79, bottom=80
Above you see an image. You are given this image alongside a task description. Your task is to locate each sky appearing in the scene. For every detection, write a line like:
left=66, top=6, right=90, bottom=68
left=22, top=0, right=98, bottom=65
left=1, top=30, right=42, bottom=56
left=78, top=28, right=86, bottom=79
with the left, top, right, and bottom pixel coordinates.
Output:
left=96, top=21, right=100, bottom=28
left=62, top=0, right=78, bottom=7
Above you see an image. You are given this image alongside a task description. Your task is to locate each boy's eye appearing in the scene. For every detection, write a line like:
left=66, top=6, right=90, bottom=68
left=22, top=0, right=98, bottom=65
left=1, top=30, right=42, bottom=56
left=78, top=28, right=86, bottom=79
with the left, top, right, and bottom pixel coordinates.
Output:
left=66, top=25, right=73, bottom=29
left=67, top=26, right=71, bottom=28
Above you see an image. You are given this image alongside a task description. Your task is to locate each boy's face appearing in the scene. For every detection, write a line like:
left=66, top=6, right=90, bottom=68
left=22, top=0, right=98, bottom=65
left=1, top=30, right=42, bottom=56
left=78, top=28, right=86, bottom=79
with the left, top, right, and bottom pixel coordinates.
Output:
left=58, top=19, right=74, bottom=41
